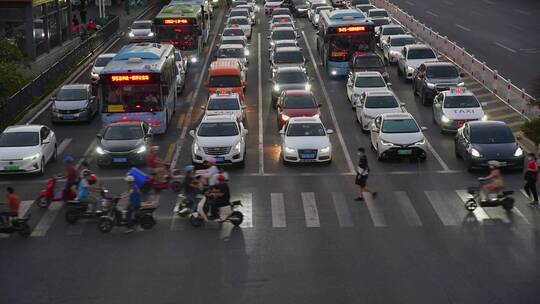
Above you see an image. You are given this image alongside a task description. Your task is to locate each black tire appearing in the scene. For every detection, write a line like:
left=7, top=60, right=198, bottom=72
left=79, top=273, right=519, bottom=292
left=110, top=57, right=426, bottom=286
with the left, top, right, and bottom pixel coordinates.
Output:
left=502, top=198, right=514, bottom=211
left=140, top=216, right=156, bottom=230
left=39, top=158, right=46, bottom=176
left=189, top=215, right=204, bottom=227
left=97, top=217, right=114, bottom=233
left=65, top=210, right=78, bottom=224
left=397, top=65, right=402, bottom=77
left=171, top=181, right=182, bottom=193
left=18, top=222, right=31, bottom=237
left=35, top=195, right=51, bottom=208
left=465, top=199, right=477, bottom=211
left=229, top=211, right=243, bottom=226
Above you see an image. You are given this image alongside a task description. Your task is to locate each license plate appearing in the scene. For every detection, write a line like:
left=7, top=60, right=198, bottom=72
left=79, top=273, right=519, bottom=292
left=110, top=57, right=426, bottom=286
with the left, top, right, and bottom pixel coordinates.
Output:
left=4, top=165, right=19, bottom=171
left=62, top=115, right=75, bottom=120
left=113, top=157, right=127, bottom=163
left=498, top=162, right=507, bottom=167
left=215, top=157, right=225, bottom=162
left=397, top=149, right=412, bottom=156
left=301, top=153, right=316, bottom=159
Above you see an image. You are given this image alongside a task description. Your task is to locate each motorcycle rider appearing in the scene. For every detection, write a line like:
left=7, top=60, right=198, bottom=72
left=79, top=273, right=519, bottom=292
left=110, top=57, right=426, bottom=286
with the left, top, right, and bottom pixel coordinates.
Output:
left=0, top=187, right=20, bottom=226
left=62, top=155, right=79, bottom=201
left=208, top=175, right=230, bottom=220
left=146, top=146, right=168, bottom=184
left=124, top=175, right=141, bottom=233
left=180, top=165, right=200, bottom=213
left=481, top=160, right=504, bottom=201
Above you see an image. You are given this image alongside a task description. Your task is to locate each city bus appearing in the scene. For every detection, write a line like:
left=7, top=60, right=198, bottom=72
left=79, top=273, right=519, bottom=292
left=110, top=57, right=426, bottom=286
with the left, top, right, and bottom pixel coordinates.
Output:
left=154, top=3, right=211, bottom=64
left=316, top=9, right=375, bottom=76
left=98, top=43, right=178, bottom=134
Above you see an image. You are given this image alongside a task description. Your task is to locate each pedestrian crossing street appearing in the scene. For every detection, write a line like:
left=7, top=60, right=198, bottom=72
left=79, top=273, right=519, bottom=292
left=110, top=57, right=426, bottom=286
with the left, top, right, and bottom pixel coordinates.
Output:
left=1, top=188, right=539, bottom=238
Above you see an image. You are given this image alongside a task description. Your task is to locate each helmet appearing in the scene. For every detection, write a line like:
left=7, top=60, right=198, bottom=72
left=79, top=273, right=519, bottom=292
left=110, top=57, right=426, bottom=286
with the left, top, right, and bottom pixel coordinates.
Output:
left=87, top=174, right=97, bottom=185
left=63, top=155, right=75, bottom=164
left=487, top=160, right=500, bottom=168
left=125, top=175, right=135, bottom=182
left=183, top=165, right=195, bottom=173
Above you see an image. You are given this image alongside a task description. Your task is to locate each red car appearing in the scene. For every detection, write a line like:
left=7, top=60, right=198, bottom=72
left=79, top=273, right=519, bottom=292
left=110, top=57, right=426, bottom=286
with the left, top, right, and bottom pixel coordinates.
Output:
left=276, top=90, right=321, bottom=129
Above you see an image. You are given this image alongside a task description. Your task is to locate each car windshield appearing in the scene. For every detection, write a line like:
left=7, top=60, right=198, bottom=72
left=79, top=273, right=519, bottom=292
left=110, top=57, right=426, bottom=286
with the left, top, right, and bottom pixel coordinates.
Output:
left=352, top=0, right=371, bottom=5
left=208, top=98, right=240, bottom=110
left=95, top=56, right=113, bottom=67
left=382, top=119, right=419, bottom=133
left=209, top=75, right=242, bottom=87
left=272, top=16, right=293, bottom=23
left=217, top=48, right=244, bottom=58
left=407, top=48, right=436, bottom=59
left=283, top=95, right=316, bottom=109
left=267, top=0, right=282, bottom=2
left=275, top=42, right=297, bottom=48
left=353, top=57, right=384, bottom=68
left=443, top=96, right=480, bottom=108
left=426, top=66, right=459, bottom=78
left=223, top=39, right=246, bottom=47
left=471, top=126, right=514, bottom=144
left=355, top=76, right=386, bottom=87
left=132, top=22, right=151, bottom=29
left=223, top=28, right=245, bottom=36
left=274, top=51, right=304, bottom=64
left=287, top=123, right=326, bottom=136
left=56, top=88, right=86, bottom=101
left=228, top=18, right=248, bottom=25
left=316, top=7, right=331, bottom=13
left=0, top=132, right=39, bottom=147
left=390, top=37, right=415, bottom=47
left=382, top=27, right=405, bottom=35
left=198, top=122, right=239, bottom=136
left=365, top=96, right=398, bottom=108
left=103, top=125, right=143, bottom=140
left=276, top=71, right=307, bottom=83
left=230, top=11, right=249, bottom=18
left=272, top=30, right=296, bottom=40
left=370, top=10, right=388, bottom=17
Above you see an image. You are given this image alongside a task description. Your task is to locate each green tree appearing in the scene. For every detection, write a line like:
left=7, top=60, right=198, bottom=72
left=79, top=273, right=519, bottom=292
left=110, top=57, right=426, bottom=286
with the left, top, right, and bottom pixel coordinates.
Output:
left=0, top=39, right=27, bottom=105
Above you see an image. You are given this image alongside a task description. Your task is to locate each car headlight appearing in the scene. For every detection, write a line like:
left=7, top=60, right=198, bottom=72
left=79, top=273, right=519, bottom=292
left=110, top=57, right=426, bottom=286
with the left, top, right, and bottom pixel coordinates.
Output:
left=284, top=147, right=296, bottom=154
left=193, top=143, right=201, bottom=154
left=471, top=148, right=481, bottom=158
left=481, top=115, right=488, bottom=121
left=441, top=115, right=451, bottom=124
left=331, top=70, right=337, bottom=75
left=320, top=146, right=330, bottom=153
left=305, top=83, right=311, bottom=91
left=95, top=146, right=106, bottom=155
left=273, top=84, right=280, bottom=92
left=190, top=56, right=198, bottom=63
left=457, top=82, right=465, bottom=87
left=313, top=114, right=320, bottom=119
left=380, top=139, right=394, bottom=146
left=244, top=49, right=250, bottom=56
left=233, top=141, right=242, bottom=153
left=425, top=82, right=436, bottom=89
left=128, top=32, right=134, bottom=38
left=147, top=32, right=155, bottom=37
left=281, top=114, right=291, bottom=121
left=514, top=147, right=523, bottom=157
left=23, top=153, right=40, bottom=161
left=270, top=41, right=275, bottom=46
left=136, top=146, right=147, bottom=154
left=414, top=138, right=426, bottom=145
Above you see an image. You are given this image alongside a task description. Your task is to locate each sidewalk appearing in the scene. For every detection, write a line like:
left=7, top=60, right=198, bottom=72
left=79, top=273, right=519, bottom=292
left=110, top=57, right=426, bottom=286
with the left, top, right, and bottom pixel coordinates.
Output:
left=19, top=1, right=155, bottom=79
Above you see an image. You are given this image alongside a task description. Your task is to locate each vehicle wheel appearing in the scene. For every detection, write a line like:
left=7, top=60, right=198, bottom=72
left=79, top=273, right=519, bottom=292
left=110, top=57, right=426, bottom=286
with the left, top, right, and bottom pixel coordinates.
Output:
left=52, top=145, right=58, bottom=162
left=229, top=211, right=244, bottom=226
left=35, top=195, right=51, bottom=208
left=97, top=217, right=114, bottom=233
left=65, top=210, right=78, bottom=224
left=502, top=198, right=514, bottom=211
left=171, top=181, right=182, bottom=193
left=189, top=215, right=204, bottom=227
left=39, top=158, right=46, bottom=176
left=18, top=223, right=31, bottom=237
left=140, top=216, right=156, bottom=230
left=465, top=199, right=477, bottom=211
left=466, top=158, right=474, bottom=172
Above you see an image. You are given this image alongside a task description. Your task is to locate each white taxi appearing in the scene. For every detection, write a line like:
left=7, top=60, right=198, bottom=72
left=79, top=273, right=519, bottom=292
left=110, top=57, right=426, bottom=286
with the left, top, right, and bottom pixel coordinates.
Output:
left=432, top=89, right=487, bottom=132
left=280, top=117, right=333, bottom=164
left=202, top=91, right=246, bottom=122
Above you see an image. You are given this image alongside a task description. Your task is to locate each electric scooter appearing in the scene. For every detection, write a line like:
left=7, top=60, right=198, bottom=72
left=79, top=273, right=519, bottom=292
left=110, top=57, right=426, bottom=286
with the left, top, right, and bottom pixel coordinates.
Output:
left=64, top=189, right=113, bottom=224
left=464, top=178, right=515, bottom=211
left=188, top=194, right=243, bottom=227
left=97, top=195, right=158, bottom=233
left=0, top=215, right=31, bottom=237
left=35, top=176, right=76, bottom=208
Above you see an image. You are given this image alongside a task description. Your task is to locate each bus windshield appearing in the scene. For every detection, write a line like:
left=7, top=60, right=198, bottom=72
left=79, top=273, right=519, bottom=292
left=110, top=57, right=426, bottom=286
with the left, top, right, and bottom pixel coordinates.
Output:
left=156, top=27, right=198, bottom=51
left=103, top=84, right=162, bottom=112
left=328, top=35, right=372, bottom=62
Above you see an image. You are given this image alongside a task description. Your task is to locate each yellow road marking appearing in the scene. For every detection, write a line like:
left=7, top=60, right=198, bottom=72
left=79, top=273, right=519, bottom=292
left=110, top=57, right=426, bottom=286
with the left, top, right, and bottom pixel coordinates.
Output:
left=177, top=113, right=185, bottom=129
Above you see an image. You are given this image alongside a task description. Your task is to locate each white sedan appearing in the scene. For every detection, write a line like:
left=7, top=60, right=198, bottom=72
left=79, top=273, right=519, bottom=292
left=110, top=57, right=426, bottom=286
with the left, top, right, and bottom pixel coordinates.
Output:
left=356, top=90, right=406, bottom=132
left=346, top=71, right=391, bottom=108
left=280, top=117, right=333, bottom=164
left=0, top=125, right=57, bottom=175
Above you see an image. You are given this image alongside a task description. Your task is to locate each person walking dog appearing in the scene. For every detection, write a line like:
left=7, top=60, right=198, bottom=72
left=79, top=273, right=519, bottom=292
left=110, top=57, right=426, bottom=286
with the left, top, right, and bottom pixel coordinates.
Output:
left=355, top=148, right=377, bottom=201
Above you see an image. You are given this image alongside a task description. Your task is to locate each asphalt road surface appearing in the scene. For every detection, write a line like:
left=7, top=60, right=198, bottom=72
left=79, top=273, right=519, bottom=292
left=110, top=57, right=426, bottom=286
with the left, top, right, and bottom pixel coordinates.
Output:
left=1, top=3, right=539, bottom=304
left=389, top=0, right=540, bottom=96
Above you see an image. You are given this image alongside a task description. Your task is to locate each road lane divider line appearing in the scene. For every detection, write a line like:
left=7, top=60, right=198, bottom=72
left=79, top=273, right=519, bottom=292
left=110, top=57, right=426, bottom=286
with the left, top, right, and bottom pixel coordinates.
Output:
left=301, top=30, right=356, bottom=174
left=332, top=192, right=353, bottom=227
left=185, top=91, right=194, bottom=105
left=455, top=24, right=471, bottom=32
left=31, top=201, right=63, bottom=237
left=170, top=8, right=224, bottom=170
left=425, top=139, right=450, bottom=171
left=239, top=192, right=253, bottom=228
left=57, top=138, right=72, bottom=155
left=363, top=192, right=387, bottom=227
left=489, top=111, right=522, bottom=121
left=271, top=192, right=286, bottom=228
left=257, top=32, right=264, bottom=174
left=164, top=143, right=176, bottom=164
left=302, top=192, right=320, bottom=227
left=76, top=141, right=97, bottom=169
left=425, top=11, right=438, bottom=17
left=494, top=42, right=516, bottom=53
left=394, top=191, right=422, bottom=227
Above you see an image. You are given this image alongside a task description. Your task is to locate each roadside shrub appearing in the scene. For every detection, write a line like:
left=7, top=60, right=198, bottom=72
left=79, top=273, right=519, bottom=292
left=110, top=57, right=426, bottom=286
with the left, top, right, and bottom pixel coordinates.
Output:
left=522, top=117, right=540, bottom=144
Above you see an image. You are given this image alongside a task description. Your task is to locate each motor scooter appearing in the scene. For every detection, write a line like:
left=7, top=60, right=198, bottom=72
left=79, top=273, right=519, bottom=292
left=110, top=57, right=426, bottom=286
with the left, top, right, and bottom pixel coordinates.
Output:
left=173, top=193, right=195, bottom=218
left=35, top=176, right=76, bottom=208
left=64, top=189, right=113, bottom=224
left=0, top=215, right=31, bottom=237
left=97, top=195, right=158, bottom=233
left=464, top=178, right=515, bottom=211
left=188, top=194, right=243, bottom=227
left=128, top=167, right=182, bottom=194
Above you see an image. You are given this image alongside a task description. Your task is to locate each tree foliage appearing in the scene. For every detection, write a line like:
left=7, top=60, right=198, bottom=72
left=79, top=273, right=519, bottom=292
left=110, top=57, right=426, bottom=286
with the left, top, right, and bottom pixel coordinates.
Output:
left=0, top=39, right=27, bottom=104
left=522, top=118, right=540, bottom=145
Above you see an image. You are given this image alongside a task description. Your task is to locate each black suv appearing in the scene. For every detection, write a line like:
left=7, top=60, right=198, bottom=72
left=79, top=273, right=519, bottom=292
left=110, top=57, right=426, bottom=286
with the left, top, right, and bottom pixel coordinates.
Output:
left=412, top=62, right=464, bottom=106
left=285, top=0, right=309, bottom=17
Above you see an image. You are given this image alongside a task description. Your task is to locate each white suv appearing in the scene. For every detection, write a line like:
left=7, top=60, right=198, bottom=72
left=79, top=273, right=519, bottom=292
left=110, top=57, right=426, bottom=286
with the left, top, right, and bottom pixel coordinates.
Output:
left=280, top=117, right=333, bottom=164
left=190, top=114, right=248, bottom=168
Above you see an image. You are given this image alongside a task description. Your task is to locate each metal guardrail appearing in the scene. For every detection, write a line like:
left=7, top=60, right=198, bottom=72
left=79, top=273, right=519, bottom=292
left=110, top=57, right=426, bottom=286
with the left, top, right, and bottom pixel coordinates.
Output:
left=0, top=15, right=120, bottom=130
left=371, top=0, right=539, bottom=120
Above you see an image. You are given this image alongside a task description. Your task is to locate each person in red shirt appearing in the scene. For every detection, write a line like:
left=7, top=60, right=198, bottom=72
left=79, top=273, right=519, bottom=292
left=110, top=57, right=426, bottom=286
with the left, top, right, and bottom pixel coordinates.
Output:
left=1, top=187, right=20, bottom=226
left=87, top=19, right=97, bottom=33
left=524, top=153, right=539, bottom=204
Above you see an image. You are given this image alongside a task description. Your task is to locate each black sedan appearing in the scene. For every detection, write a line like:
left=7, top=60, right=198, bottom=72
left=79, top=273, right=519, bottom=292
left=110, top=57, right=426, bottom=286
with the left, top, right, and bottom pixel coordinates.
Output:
left=95, top=121, right=153, bottom=166
left=286, top=0, right=309, bottom=17
left=349, top=52, right=389, bottom=82
left=454, top=121, right=524, bottom=171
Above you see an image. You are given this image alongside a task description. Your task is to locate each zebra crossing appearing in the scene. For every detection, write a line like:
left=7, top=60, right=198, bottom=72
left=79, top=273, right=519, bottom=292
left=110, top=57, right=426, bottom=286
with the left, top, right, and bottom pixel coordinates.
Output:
left=1, top=188, right=539, bottom=239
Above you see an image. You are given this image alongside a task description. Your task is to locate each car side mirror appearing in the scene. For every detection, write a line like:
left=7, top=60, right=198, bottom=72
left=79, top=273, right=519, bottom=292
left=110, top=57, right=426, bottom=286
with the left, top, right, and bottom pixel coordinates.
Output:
left=241, top=105, right=247, bottom=109
left=327, top=129, right=334, bottom=134
left=516, top=135, right=522, bottom=140
left=387, top=82, right=392, bottom=86
left=189, top=130, right=195, bottom=137
left=400, top=102, right=406, bottom=107
left=96, top=132, right=103, bottom=139
left=50, top=96, right=56, bottom=101
left=421, top=126, right=428, bottom=131
left=481, top=102, right=488, bottom=107
left=145, top=130, right=154, bottom=137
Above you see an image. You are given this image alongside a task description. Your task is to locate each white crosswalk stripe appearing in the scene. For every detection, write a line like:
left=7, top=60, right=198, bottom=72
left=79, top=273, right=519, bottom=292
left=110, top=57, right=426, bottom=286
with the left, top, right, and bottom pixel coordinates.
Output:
left=57, top=138, right=73, bottom=155
left=239, top=193, right=253, bottom=228
left=455, top=190, right=491, bottom=223
left=394, top=191, right=422, bottom=227
left=31, top=202, right=63, bottom=237
left=271, top=193, right=286, bottom=228
left=425, top=190, right=465, bottom=226
left=302, top=192, right=320, bottom=227
left=364, top=193, right=387, bottom=227
left=332, top=192, right=353, bottom=227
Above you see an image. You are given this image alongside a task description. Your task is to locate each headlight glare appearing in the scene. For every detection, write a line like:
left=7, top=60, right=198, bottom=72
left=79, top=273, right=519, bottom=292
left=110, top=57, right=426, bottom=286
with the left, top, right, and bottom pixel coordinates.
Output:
left=471, top=148, right=481, bottom=158
left=136, top=146, right=147, bottom=154
left=95, top=146, right=105, bottom=155
left=514, top=147, right=523, bottom=157
left=441, top=115, right=451, bottom=123
left=273, top=84, right=280, bottom=92
left=128, top=32, right=134, bottom=38
left=320, top=146, right=330, bottom=153
left=285, top=147, right=296, bottom=154
left=23, top=153, right=40, bottom=160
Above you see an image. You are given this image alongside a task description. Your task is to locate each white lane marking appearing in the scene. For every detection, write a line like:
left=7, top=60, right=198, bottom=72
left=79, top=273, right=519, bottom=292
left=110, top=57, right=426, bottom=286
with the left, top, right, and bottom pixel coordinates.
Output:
left=332, top=192, right=353, bottom=227
left=301, top=30, right=356, bottom=174
left=425, top=139, right=450, bottom=171
left=455, top=190, right=490, bottom=222
left=271, top=193, right=286, bottom=228
left=514, top=9, right=531, bottom=16
left=257, top=32, right=264, bottom=174
left=455, top=24, right=471, bottom=32
left=170, top=194, right=185, bottom=231
left=494, top=42, right=517, bottom=53
left=76, top=141, right=96, bottom=169
left=426, top=11, right=438, bottom=17
left=394, top=191, right=422, bottom=227
left=240, top=192, right=253, bottom=228
left=56, top=138, right=72, bottom=155
left=425, top=190, right=459, bottom=226
left=405, top=1, right=415, bottom=6
left=170, top=8, right=224, bottom=169
left=31, top=202, right=63, bottom=237
left=301, top=192, right=320, bottom=227
left=364, top=192, right=387, bottom=227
